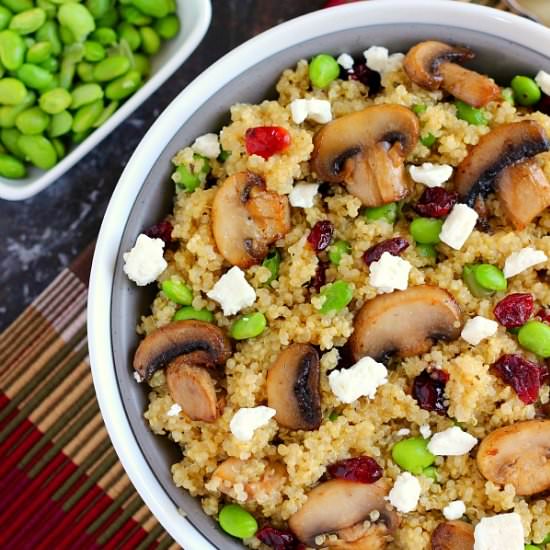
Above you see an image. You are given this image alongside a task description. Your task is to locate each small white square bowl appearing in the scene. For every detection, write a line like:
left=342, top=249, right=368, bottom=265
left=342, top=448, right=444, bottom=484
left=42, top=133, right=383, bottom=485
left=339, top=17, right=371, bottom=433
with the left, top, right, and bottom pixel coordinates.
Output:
left=0, top=0, right=211, bottom=201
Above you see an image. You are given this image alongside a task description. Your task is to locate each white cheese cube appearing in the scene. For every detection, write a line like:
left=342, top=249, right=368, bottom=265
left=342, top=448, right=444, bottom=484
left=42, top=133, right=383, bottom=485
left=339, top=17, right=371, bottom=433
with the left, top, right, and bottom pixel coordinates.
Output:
left=443, top=500, right=466, bottom=520
left=473, top=513, right=524, bottom=550
left=387, top=472, right=421, bottom=513
left=461, top=316, right=498, bottom=345
left=419, top=424, right=432, bottom=439
left=503, top=247, right=548, bottom=278
left=369, top=251, right=411, bottom=293
left=535, top=70, right=550, bottom=96
left=207, top=266, right=256, bottom=316
left=123, top=234, right=167, bottom=286
left=290, top=99, right=309, bottom=124
left=328, top=356, right=388, bottom=404
left=133, top=371, right=144, bottom=383
left=229, top=406, right=276, bottom=441
left=363, top=46, right=404, bottom=74
left=289, top=182, right=319, bottom=208
left=337, top=53, right=354, bottom=70
left=408, top=163, right=453, bottom=187
left=428, top=426, right=478, bottom=456
left=439, top=204, right=478, bottom=250
left=166, top=403, right=182, bottom=417
left=307, top=98, right=332, bottom=123
left=191, top=133, right=221, bottom=159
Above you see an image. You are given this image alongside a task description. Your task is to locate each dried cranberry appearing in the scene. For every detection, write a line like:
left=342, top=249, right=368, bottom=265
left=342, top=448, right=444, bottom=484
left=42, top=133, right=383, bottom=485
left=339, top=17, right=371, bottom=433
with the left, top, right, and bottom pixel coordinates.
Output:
left=536, top=308, right=550, bottom=324
left=537, top=94, right=550, bottom=116
left=349, top=61, right=381, bottom=94
left=414, top=187, right=458, bottom=218
left=245, top=126, right=290, bottom=159
left=493, top=354, right=545, bottom=404
left=363, top=237, right=409, bottom=266
left=310, top=261, right=327, bottom=293
left=307, top=220, right=334, bottom=252
left=256, top=526, right=303, bottom=550
left=412, top=369, right=450, bottom=415
left=143, top=220, right=173, bottom=245
left=327, top=456, right=383, bottom=484
left=494, top=293, right=534, bottom=328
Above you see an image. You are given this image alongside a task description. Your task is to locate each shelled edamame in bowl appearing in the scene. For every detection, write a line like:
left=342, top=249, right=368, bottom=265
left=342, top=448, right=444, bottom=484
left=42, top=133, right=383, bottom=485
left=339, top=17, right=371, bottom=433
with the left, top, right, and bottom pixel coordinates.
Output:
left=0, top=0, right=211, bottom=200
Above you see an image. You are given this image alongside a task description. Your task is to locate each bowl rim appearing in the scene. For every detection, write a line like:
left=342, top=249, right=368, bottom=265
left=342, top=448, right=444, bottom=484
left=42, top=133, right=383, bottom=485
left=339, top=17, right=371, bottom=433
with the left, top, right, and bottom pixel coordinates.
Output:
left=88, top=1, right=550, bottom=547
left=0, top=0, right=212, bottom=201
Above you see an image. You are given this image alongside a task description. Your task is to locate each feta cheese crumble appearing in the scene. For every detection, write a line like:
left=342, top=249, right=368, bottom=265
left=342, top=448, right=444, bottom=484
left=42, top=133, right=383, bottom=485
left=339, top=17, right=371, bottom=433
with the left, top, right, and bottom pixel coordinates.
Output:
left=123, top=234, right=167, bottom=286
left=337, top=52, right=354, bottom=70
left=387, top=472, right=421, bottom=513
left=408, top=163, right=453, bottom=187
left=473, top=513, right=524, bottom=550
left=443, top=500, right=466, bottom=520
left=289, top=182, right=319, bottom=208
left=290, top=98, right=332, bottom=124
left=428, top=426, right=478, bottom=456
left=166, top=403, right=182, bottom=417
left=396, top=428, right=411, bottom=437
left=535, top=70, right=550, bottom=96
left=503, top=247, right=548, bottom=278
left=363, top=46, right=404, bottom=74
left=461, top=316, right=498, bottom=345
left=133, top=371, right=143, bottom=383
left=328, top=356, right=388, bottom=404
left=207, top=266, right=256, bottom=316
left=229, top=406, right=276, bottom=442
left=191, top=133, right=221, bottom=159
left=369, top=252, right=412, bottom=293
left=439, top=204, right=478, bottom=250
left=419, top=424, right=432, bottom=439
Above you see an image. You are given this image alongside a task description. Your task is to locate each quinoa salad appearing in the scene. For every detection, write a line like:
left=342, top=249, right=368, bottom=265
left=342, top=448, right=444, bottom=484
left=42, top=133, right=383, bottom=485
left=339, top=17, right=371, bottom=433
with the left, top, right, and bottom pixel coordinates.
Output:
left=123, top=42, right=550, bottom=550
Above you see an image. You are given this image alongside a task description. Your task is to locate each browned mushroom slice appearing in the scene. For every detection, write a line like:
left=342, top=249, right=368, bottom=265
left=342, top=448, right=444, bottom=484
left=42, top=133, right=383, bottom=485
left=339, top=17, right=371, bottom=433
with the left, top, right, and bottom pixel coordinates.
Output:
left=133, top=320, right=232, bottom=380
left=404, top=41, right=500, bottom=107
left=496, top=160, right=550, bottom=229
left=349, top=285, right=462, bottom=363
left=288, top=479, right=399, bottom=549
left=311, top=105, right=419, bottom=207
left=431, top=521, right=474, bottom=550
left=476, top=419, right=550, bottom=496
left=266, top=344, right=321, bottom=431
left=212, top=171, right=291, bottom=268
left=454, top=120, right=550, bottom=206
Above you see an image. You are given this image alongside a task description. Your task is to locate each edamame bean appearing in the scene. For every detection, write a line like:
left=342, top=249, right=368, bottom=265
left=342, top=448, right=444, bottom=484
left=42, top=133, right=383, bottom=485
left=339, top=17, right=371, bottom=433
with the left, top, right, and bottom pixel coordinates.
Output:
left=57, top=3, right=95, bottom=43
left=472, top=264, right=507, bottom=292
left=117, top=21, right=140, bottom=51
left=131, top=0, right=172, bottom=18
left=0, top=77, right=27, bottom=104
left=93, top=55, right=130, bottom=81
left=35, top=20, right=61, bottom=55
left=422, top=466, right=438, bottom=481
left=392, top=437, right=435, bottom=474
left=18, top=134, right=57, bottom=168
left=95, top=7, right=118, bottom=28
left=524, top=545, right=540, bottom=550
left=417, top=243, right=437, bottom=259
left=39, top=55, right=58, bottom=72
left=173, top=306, right=214, bottom=323
left=83, top=40, right=105, bottom=62
left=410, top=217, right=443, bottom=244
left=36, top=0, right=55, bottom=20
left=455, top=100, right=487, bottom=126
left=105, top=69, right=141, bottom=100
left=133, top=52, right=149, bottom=75
left=70, top=82, right=103, bottom=109
left=47, top=109, right=72, bottom=137
left=420, top=133, right=436, bottom=147
left=0, top=152, right=25, bottom=178
left=328, top=240, right=351, bottom=266
left=71, top=98, right=102, bottom=132
left=218, top=504, right=258, bottom=539
left=26, top=41, right=52, bottom=64
left=173, top=154, right=209, bottom=191
left=318, top=280, right=353, bottom=314
left=262, top=249, right=280, bottom=285
left=2, top=0, right=32, bottom=14
left=16, top=63, right=53, bottom=90
left=518, top=321, right=550, bottom=358
left=120, top=5, right=151, bottom=26
left=511, top=75, right=541, bottom=106
left=39, top=87, right=71, bottom=113
left=1, top=127, right=24, bottom=158
left=76, top=61, right=94, bottom=82
left=9, top=8, right=46, bottom=35
left=15, top=106, right=49, bottom=135
left=90, top=26, right=117, bottom=45
left=59, top=58, right=75, bottom=89
left=463, top=264, right=494, bottom=298
left=154, top=14, right=180, bottom=40
left=412, top=103, right=427, bottom=114
left=0, top=7, right=11, bottom=32
left=309, top=53, right=339, bottom=89
left=0, top=30, right=25, bottom=70
left=139, top=26, right=159, bottom=55
left=230, top=312, right=267, bottom=340
left=59, top=24, right=75, bottom=45
left=85, top=0, right=110, bottom=19
left=51, top=136, right=64, bottom=158
left=92, top=99, right=117, bottom=127
left=0, top=89, right=34, bottom=126
left=72, top=128, right=91, bottom=143
left=161, top=279, right=192, bottom=305
left=364, top=202, right=398, bottom=224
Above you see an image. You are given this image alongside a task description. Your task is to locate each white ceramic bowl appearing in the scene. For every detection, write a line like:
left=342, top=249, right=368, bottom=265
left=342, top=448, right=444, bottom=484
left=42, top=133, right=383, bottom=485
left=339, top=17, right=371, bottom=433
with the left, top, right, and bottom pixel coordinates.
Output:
left=88, top=1, right=550, bottom=548
left=0, top=0, right=211, bottom=201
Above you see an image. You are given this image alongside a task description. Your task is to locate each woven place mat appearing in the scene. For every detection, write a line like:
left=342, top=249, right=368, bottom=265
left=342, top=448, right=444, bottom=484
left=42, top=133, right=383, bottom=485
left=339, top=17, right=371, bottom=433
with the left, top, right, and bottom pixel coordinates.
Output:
left=0, top=2, right=514, bottom=549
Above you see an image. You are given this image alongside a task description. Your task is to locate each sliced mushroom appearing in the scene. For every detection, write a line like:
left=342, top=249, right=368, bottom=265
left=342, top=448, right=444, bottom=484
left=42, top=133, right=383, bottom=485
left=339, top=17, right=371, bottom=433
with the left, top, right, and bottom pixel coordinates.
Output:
left=454, top=120, right=550, bottom=206
left=212, top=171, right=291, bottom=268
left=476, top=419, right=550, bottom=496
left=329, top=523, right=392, bottom=550
left=311, top=105, right=419, bottom=207
left=404, top=41, right=500, bottom=107
left=349, top=285, right=463, bottom=363
left=431, top=521, right=474, bottom=550
left=133, top=320, right=231, bottom=380
left=496, top=160, right=550, bottom=229
left=288, top=479, right=399, bottom=549
left=266, top=344, right=322, bottom=431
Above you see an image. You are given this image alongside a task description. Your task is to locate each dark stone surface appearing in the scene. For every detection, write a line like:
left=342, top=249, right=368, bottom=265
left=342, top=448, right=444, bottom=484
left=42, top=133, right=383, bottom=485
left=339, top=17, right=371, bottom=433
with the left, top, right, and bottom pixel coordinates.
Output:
left=0, top=0, right=324, bottom=332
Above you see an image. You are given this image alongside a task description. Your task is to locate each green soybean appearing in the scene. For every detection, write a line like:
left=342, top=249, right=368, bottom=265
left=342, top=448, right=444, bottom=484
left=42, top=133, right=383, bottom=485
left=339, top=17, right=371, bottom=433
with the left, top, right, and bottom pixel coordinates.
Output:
left=511, top=75, right=541, bottom=106
left=9, top=7, right=46, bottom=35
left=0, top=89, right=34, bottom=126
left=174, top=155, right=209, bottom=191
left=71, top=98, right=102, bottom=132
left=1, top=0, right=32, bottom=14
left=72, top=128, right=90, bottom=143
left=463, top=264, right=494, bottom=298
left=417, top=243, right=437, bottom=259
left=524, top=545, right=540, bottom=550
left=18, top=134, right=57, bottom=168
left=39, top=87, right=71, bottom=113
left=93, top=55, right=130, bottom=81
left=262, top=249, right=280, bottom=285
left=58, top=24, right=75, bottom=45
left=51, top=136, right=64, bottom=158
left=161, top=279, right=192, bottom=305
left=392, top=437, right=435, bottom=474
left=0, top=152, right=25, bottom=178
left=0, top=30, right=25, bottom=70
left=76, top=61, right=94, bottom=82
left=230, top=312, right=267, bottom=340
left=422, top=466, right=438, bottom=481
left=47, top=109, right=72, bottom=137
left=37, top=0, right=56, bottom=20
left=83, top=39, right=104, bottom=61
left=154, top=14, right=179, bottom=40
left=0, top=7, right=12, bottom=31
left=518, top=321, right=550, bottom=358
left=26, top=41, right=52, bottom=63
left=85, top=0, right=110, bottom=19
left=90, top=26, right=117, bottom=45
left=455, top=100, right=487, bottom=126
left=318, top=280, right=353, bottom=314
left=410, top=217, right=443, bottom=244
left=471, top=264, right=507, bottom=292
left=70, top=82, right=103, bottom=109
left=328, top=240, right=351, bottom=266
left=16, top=63, right=54, bottom=90
left=117, top=21, right=140, bottom=50
left=364, top=202, right=398, bottom=224
left=39, top=55, right=58, bottom=73
left=35, top=20, right=61, bottom=55
left=59, top=57, right=75, bottom=89
left=412, top=103, right=427, bottom=115
left=132, top=52, right=149, bottom=75
left=105, top=69, right=141, bottom=100
left=218, top=504, right=258, bottom=539
left=0, top=77, right=27, bottom=104
left=309, top=53, right=339, bottom=89
left=63, top=42, right=85, bottom=64
left=95, top=7, right=118, bottom=28
left=173, top=306, right=214, bottom=323
left=1, top=127, right=24, bottom=157
left=420, top=133, right=436, bottom=148
left=92, top=99, right=117, bottom=127
left=139, top=26, right=159, bottom=55
left=120, top=5, right=151, bottom=26
left=57, top=3, right=95, bottom=42
left=15, top=106, right=49, bottom=135
left=131, top=0, right=172, bottom=18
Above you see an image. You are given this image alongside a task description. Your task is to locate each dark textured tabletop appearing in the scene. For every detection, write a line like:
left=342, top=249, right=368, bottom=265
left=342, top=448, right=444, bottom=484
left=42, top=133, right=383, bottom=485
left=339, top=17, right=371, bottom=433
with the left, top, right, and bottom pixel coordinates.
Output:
left=0, top=0, right=325, bottom=331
